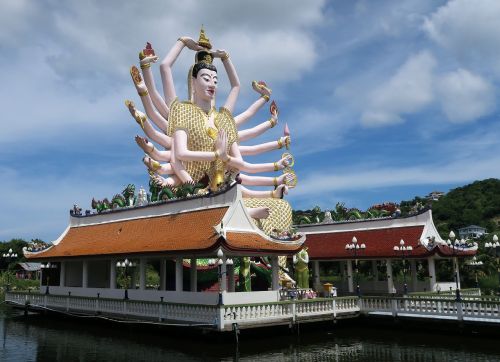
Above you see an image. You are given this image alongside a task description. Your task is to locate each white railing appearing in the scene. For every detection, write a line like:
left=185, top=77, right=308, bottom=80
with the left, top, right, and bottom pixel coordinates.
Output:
left=222, top=297, right=360, bottom=328
left=361, top=296, right=500, bottom=322
left=5, top=292, right=360, bottom=331
left=5, top=292, right=218, bottom=326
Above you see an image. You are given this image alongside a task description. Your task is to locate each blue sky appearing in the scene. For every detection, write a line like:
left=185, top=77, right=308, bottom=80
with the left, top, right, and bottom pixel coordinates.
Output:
left=1, top=0, right=499, bottom=242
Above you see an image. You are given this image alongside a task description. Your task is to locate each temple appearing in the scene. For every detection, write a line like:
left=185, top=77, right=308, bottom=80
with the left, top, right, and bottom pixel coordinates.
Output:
left=23, top=184, right=305, bottom=302
left=300, top=208, right=477, bottom=295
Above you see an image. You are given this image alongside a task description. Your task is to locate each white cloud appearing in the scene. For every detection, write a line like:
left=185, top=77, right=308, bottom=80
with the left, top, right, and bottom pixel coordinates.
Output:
left=423, top=0, right=500, bottom=74
left=436, top=69, right=496, bottom=123
left=361, top=51, right=436, bottom=126
left=291, top=153, right=500, bottom=199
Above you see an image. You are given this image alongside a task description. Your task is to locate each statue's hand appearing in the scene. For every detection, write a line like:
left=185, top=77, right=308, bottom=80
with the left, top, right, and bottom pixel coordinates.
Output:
left=135, top=136, right=154, bottom=155
left=140, top=55, right=159, bottom=66
left=273, top=184, right=289, bottom=198
left=277, top=154, right=293, bottom=169
left=180, top=37, right=204, bottom=51
left=215, top=130, right=229, bottom=162
left=211, top=49, right=228, bottom=59
left=279, top=136, right=291, bottom=149
left=252, top=81, right=272, bottom=97
left=277, top=172, right=294, bottom=185
left=150, top=173, right=174, bottom=187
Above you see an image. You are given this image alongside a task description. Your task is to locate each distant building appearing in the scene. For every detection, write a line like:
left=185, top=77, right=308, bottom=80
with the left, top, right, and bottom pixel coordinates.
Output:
left=426, top=191, right=445, bottom=201
left=458, top=225, right=487, bottom=239
left=15, top=262, right=41, bottom=280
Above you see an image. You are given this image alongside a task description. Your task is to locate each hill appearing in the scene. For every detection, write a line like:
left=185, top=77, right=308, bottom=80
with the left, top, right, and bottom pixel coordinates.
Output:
left=430, top=178, right=500, bottom=236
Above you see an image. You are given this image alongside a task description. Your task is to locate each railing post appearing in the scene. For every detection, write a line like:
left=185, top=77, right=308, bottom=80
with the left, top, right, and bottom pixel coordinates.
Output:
left=217, top=305, right=225, bottom=331
left=456, top=300, right=463, bottom=321
left=332, top=299, right=337, bottom=319
left=159, top=297, right=163, bottom=322
left=292, top=301, right=296, bottom=324
left=391, top=298, right=397, bottom=317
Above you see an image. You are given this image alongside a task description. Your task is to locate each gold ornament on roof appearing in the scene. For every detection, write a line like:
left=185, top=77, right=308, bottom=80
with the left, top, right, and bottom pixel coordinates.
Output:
left=198, top=26, right=212, bottom=50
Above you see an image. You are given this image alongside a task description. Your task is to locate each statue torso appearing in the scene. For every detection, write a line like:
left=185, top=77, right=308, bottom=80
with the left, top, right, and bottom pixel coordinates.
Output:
left=167, top=99, right=238, bottom=185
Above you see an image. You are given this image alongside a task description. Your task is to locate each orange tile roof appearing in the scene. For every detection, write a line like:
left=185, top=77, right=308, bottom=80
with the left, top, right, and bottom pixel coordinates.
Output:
left=224, top=232, right=303, bottom=254
left=27, top=207, right=228, bottom=259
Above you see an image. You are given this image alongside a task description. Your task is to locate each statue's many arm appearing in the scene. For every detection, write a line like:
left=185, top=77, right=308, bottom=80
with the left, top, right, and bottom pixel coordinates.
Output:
left=139, top=50, right=169, bottom=118
left=233, top=81, right=271, bottom=127
left=225, top=142, right=292, bottom=173
left=239, top=136, right=290, bottom=156
left=160, top=37, right=203, bottom=106
left=211, top=50, right=240, bottom=113
left=126, top=100, right=171, bottom=149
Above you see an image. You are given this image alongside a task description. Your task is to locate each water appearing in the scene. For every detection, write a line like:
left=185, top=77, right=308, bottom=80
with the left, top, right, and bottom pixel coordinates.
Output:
left=2, top=305, right=500, bottom=361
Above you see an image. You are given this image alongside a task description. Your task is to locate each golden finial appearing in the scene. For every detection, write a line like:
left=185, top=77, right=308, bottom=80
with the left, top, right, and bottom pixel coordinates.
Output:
left=198, top=25, right=212, bottom=50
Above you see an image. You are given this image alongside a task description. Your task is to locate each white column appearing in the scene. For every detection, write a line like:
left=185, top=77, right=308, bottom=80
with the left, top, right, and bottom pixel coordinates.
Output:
left=139, top=257, right=146, bottom=290
left=190, top=258, right=197, bottom=292
left=346, top=260, right=354, bottom=293
left=221, top=257, right=227, bottom=292
left=410, top=260, right=417, bottom=292
left=175, top=257, right=183, bottom=292
left=160, top=259, right=167, bottom=291
left=271, top=256, right=280, bottom=290
left=59, top=261, right=66, bottom=287
left=386, top=259, right=395, bottom=293
left=312, top=260, right=321, bottom=291
left=109, top=259, right=116, bottom=289
left=428, top=257, right=436, bottom=292
left=82, top=261, right=88, bottom=288
left=454, top=257, right=461, bottom=290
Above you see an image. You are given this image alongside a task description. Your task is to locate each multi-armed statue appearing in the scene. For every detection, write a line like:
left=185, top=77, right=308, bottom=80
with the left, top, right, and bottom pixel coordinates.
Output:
left=125, top=28, right=298, bottom=238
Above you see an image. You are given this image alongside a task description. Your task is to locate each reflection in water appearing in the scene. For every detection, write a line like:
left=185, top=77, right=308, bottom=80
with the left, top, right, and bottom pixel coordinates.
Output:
left=2, top=306, right=500, bottom=362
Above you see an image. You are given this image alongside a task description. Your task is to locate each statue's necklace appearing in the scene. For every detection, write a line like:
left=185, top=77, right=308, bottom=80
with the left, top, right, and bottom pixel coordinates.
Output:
left=205, top=108, right=219, bottom=140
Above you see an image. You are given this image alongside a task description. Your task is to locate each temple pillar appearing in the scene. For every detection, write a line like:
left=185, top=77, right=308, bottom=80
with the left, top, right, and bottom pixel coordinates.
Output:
left=160, top=259, right=166, bottom=291
left=428, top=257, right=437, bottom=292
left=59, top=261, right=66, bottom=287
left=346, top=260, right=354, bottom=293
left=220, top=257, right=227, bottom=292
left=109, top=259, right=116, bottom=289
left=312, top=260, right=321, bottom=291
left=271, top=256, right=280, bottom=291
left=454, top=257, right=461, bottom=290
left=139, top=257, right=146, bottom=290
left=175, top=257, right=183, bottom=292
left=410, top=260, right=417, bottom=292
left=82, top=261, right=88, bottom=288
left=190, top=258, right=197, bottom=292
left=386, top=259, right=395, bottom=294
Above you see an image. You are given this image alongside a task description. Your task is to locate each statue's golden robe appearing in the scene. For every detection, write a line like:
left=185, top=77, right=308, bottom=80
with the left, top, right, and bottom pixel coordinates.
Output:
left=167, top=99, right=238, bottom=188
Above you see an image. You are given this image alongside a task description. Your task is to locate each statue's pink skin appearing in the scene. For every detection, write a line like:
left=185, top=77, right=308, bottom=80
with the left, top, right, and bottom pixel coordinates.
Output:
left=131, top=39, right=295, bottom=201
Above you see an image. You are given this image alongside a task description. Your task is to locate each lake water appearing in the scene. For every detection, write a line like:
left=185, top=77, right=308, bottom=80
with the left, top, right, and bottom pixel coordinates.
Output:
left=2, top=305, right=500, bottom=361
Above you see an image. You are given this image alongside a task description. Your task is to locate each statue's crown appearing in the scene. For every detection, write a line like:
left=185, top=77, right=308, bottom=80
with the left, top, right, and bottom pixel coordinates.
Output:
left=198, top=26, right=212, bottom=50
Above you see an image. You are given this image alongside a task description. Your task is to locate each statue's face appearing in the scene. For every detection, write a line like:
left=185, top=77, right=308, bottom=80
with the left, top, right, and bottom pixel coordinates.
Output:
left=193, top=68, right=217, bottom=102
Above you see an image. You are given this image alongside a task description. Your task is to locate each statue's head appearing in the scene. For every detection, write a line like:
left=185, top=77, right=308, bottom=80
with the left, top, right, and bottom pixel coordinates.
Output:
left=191, top=50, right=217, bottom=102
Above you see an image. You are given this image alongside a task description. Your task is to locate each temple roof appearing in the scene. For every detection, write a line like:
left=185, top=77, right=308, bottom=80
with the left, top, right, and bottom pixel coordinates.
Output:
left=25, top=185, right=305, bottom=260
left=300, top=209, right=476, bottom=260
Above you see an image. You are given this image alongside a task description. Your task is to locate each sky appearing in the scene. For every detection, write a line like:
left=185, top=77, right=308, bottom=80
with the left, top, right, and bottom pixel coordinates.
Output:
left=1, top=0, right=499, bottom=242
